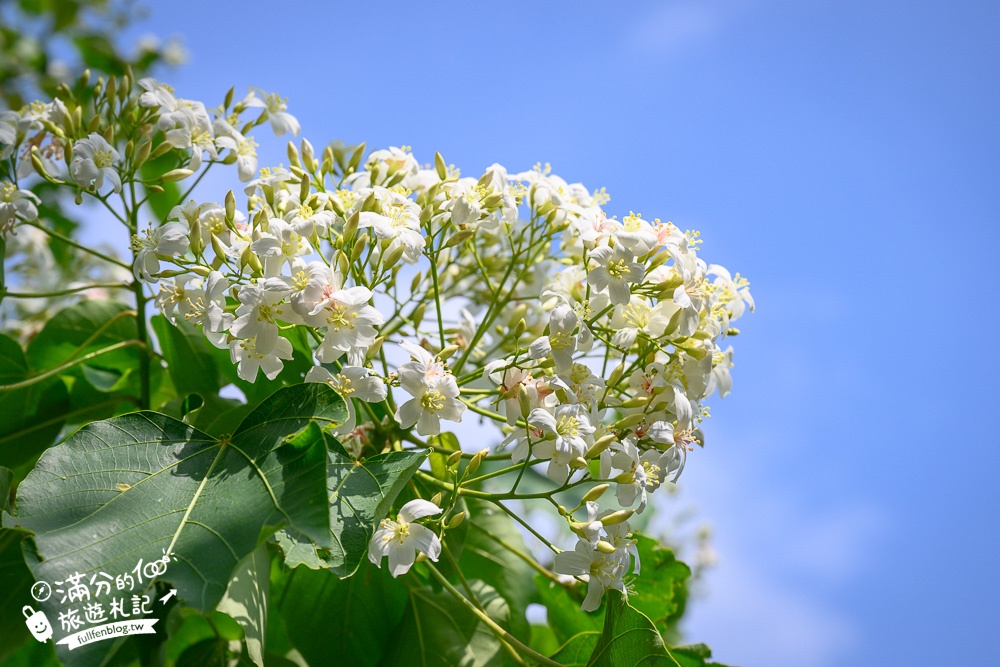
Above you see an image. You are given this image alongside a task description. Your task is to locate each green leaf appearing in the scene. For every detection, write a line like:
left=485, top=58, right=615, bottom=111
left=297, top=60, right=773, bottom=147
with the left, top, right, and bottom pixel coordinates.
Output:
left=25, top=300, right=139, bottom=375
left=0, top=529, right=34, bottom=662
left=459, top=499, right=538, bottom=640
left=428, top=431, right=459, bottom=479
left=535, top=575, right=604, bottom=645
left=629, top=534, right=691, bottom=636
left=151, top=315, right=222, bottom=397
left=216, top=543, right=270, bottom=667
left=0, top=466, right=12, bottom=513
left=1, top=234, right=6, bottom=291
left=72, top=34, right=123, bottom=75
left=141, top=155, right=183, bottom=223
left=586, top=590, right=672, bottom=667
left=274, top=558, right=408, bottom=667
left=379, top=580, right=513, bottom=667
left=276, top=444, right=427, bottom=577
left=664, top=643, right=734, bottom=667
left=551, top=632, right=601, bottom=666
left=0, top=333, right=70, bottom=472
left=6, top=384, right=346, bottom=664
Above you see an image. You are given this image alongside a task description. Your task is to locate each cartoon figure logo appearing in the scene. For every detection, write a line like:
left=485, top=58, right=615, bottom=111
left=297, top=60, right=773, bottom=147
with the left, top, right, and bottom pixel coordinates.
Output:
left=23, top=605, right=53, bottom=643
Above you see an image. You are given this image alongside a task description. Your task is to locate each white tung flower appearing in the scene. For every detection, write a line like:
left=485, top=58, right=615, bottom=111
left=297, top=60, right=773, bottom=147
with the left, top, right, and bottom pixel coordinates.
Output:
left=133, top=220, right=190, bottom=282
left=72, top=133, right=122, bottom=192
left=229, top=334, right=293, bottom=382
left=368, top=499, right=442, bottom=577
left=216, top=131, right=258, bottom=182
left=230, top=279, right=291, bottom=355
left=587, top=243, right=644, bottom=306
left=529, top=403, right=596, bottom=484
left=529, top=304, right=590, bottom=375
left=395, top=343, right=466, bottom=436
left=243, top=87, right=300, bottom=137
left=305, top=365, right=387, bottom=433
left=0, top=181, right=39, bottom=235
left=553, top=537, right=629, bottom=612
left=305, top=286, right=384, bottom=362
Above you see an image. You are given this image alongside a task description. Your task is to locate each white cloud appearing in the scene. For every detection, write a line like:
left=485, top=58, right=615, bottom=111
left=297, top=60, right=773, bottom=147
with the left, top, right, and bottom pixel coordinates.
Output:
left=629, top=1, right=745, bottom=56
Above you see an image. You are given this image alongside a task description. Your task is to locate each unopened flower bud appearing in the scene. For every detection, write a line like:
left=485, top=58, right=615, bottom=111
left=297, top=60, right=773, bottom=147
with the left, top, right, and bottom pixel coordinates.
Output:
left=348, top=142, right=366, bottom=172
left=225, top=190, right=236, bottom=222
left=446, top=450, right=463, bottom=468
left=447, top=512, right=466, bottom=529
left=343, top=210, right=359, bottom=241
left=286, top=140, right=301, bottom=167
left=595, top=540, right=617, bottom=555
left=599, top=509, right=634, bottom=526
left=437, top=344, right=459, bottom=361
left=614, top=413, right=646, bottom=430
left=301, top=139, right=316, bottom=172
left=581, top=484, right=610, bottom=504
left=151, top=141, right=173, bottom=160
left=621, top=395, right=649, bottom=409
left=161, top=168, right=194, bottom=183
left=364, top=336, right=385, bottom=364
left=133, top=140, right=151, bottom=167
left=382, top=243, right=406, bottom=269
left=444, top=229, right=475, bottom=248
left=607, top=362, right=625, bottom=388
left=351, top=233, right=369, bottom=263
left=30, top=148, right=59, bottom=183
left=517, top=384, right=531, bottom=418
left=466, top=448, right=489, bottom=476
left=430, top=492, right=443, bottom=507
left=569, top=456, right=588, bottom=469
left=513, top=318, right=526, bottom=339
left=584, top=434, right=617, bottom=459
left=435, top=151, right=447, bottom=180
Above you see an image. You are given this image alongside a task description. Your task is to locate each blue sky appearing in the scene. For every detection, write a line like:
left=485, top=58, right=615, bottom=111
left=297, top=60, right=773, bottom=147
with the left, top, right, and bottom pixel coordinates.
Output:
left=101, top=1, right=1000, bottom=665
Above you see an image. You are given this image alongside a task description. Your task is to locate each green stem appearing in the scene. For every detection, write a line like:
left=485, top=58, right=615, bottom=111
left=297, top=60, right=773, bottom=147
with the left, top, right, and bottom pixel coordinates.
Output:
left=1, top=283, right=131, bottom=299
left=24, top=221, right=131, bottom=269
left=424, top=563, right=561, bottom=667
left=0, top=340, right=144, bottom=391
left=128, top=178, right=151, bottom=409
left=467, top=520, right=564, bottom=585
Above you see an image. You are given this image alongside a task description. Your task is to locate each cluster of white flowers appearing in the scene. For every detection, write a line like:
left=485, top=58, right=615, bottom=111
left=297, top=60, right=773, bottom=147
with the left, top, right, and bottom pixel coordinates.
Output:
left=1, top=78, right=753, bottom=609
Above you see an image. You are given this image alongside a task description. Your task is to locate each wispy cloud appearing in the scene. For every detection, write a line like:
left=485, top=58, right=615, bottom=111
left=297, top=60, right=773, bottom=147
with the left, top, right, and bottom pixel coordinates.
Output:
left=629, top=1, right=746, bottom=56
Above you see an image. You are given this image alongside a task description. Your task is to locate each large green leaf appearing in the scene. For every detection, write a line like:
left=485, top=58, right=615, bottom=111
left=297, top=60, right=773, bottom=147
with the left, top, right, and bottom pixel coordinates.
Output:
left=0, top=465, right=11, bottom=512
left=551, top=632, right=600, bottom=666
left=25, top=300, right=139, bottom=374
left=274, top=558, right=408, bottom=667
left=151, top=315, right=223, bottom=397
left=586, top=590, right=672, bottom=667
left=629, top=534, right=691, bottom=636
left=5, top=384, right=345, bottom=664
left=216, top=543, right=270, bottom=667
left=0, top=528, right=33, bottom=662
left=0, top=332, right=70, bottom=472
left=275, top=444, right=427, bottom=577
left=665, top=643, right=733, bottom=667
left=379, top=580, right=513, bottom=667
